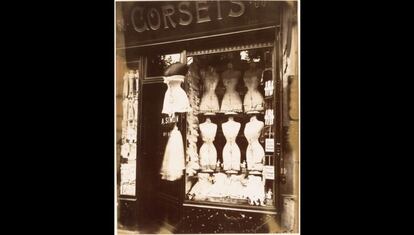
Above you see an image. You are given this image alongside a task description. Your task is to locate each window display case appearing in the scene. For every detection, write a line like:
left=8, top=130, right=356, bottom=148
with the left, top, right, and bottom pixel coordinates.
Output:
left=119, top=70, right=140, bottom=197
left=184, top=45, right=278, bottom=211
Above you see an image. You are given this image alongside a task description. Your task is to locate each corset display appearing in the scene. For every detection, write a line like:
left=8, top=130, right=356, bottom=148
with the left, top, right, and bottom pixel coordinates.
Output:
left=162, top=76, right=190, bottom=115
left=222, top=119, right=241, bottom=171
left=244, top=116, right=265, bottom=171
left=200, top=69, right=220, bottom=113
left=243, top=72, right=264, bottom=113
left=199, top=120, right=218, bottom=171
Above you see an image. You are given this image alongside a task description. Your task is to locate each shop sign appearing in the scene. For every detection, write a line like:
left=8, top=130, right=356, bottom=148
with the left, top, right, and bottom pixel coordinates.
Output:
left=119, top=1, right=281, bottom=47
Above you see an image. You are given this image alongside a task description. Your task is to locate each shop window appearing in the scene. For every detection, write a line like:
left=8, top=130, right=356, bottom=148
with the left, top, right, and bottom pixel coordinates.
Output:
left=185, top=46, right=277, bottom=210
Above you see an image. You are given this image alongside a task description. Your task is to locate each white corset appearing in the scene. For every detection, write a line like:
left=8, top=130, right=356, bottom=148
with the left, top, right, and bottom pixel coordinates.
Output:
left=199, top=122, right=217, bottom=169
left=244, top=118, right=265, bottom=170
left=200, top=73, right=219, bottom=113
left=222, top=120, right=241, bottom=171
left=162, top=76, right=190, bottom=114
left=243, top=75, right=264, bottom=112
left=220, top=76, right=242, bottom=113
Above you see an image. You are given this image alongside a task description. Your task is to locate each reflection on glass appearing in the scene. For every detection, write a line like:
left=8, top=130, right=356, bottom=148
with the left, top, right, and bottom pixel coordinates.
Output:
left=240, top=50, right=249, bottom=61
left=187, top=56, right=193, bottom=65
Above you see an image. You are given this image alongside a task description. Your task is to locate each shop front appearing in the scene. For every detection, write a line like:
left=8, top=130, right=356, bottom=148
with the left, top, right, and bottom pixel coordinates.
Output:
left=116, top=1, right=299, bottom=233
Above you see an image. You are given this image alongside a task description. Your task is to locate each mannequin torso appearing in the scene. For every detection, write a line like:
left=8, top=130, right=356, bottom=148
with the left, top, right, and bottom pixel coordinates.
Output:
left=244, top=115, right=265, bottom=171
left=243, top=64, right=264, bottom=112
left=220, top=63, right=242, bottom=113
left=199, top=118, right=218, bottom=171
left=162, top=75, right=190, bottom=114
left=222, top=117, right=241, bottom=171
left=200, top=67, right=220, bottom=113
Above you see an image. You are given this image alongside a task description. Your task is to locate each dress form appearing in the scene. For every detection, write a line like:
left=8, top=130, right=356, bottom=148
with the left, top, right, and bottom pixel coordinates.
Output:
left=244, top=115, right=265, bottom=171
left=222, top=116, right=241, bottom=172
left=162, top=75, right=190, bottom=115
left=243, top=63, right=264, bottom=113
left=220, top=63, right=242, bottom=113
left=200, top=66, right=220, bottom=113
left=199, top=117, right=217, bottom=172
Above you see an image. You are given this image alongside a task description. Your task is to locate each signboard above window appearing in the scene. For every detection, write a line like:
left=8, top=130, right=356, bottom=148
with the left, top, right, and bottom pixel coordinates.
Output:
left=119, top=1, right=281, bottom=48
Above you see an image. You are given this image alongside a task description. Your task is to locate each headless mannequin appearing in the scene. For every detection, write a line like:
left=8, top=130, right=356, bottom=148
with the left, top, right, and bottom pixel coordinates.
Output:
left=244, top=115, right=265, bottom=171
left=199, top=117, right=218, bottom=171
left=220, top=63, right=242, bottom=113
left=243, top=63, right=264, bottom=113
left=162, top=75, right=190, bottom=115
left=200, top=66, right=220, bottom=113
left=222, top=116, right=241, bottom=172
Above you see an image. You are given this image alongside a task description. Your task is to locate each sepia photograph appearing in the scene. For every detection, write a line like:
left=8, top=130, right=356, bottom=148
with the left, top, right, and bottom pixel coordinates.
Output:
left=115, top=0, right=299, bottom=233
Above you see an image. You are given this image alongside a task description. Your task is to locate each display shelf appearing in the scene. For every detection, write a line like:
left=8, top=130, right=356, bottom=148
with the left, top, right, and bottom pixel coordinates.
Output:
left=183, top=201, right=277, bottom=214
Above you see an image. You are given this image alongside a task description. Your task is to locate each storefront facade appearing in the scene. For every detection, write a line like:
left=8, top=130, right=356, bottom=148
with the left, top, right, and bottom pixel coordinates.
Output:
left=116, top=1, right=299, bottom=233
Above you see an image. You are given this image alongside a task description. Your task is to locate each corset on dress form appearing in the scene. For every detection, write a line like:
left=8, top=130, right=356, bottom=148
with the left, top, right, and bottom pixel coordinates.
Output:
left=221, top=66, right=242, bottom=112
left=200, top=70, right=220, bottom=113
left=243, top=74, right=264, bottom=113
left=222, top=119, right=241, bottom=171
left=199, top=120, right=217, bottom=170
left=162, top=76, right=190, bottom=115
left=244, top=117, right=265, bottom=171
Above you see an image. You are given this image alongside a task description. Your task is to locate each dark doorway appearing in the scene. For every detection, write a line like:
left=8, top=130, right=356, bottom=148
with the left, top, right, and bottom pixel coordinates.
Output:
left=139, top=81, right=184, bottom=230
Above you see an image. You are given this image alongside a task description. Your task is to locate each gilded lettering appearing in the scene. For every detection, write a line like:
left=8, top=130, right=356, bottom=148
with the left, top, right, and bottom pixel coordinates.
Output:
left=229, top=1, right=245, bottom=17
left=178, top=2, right=193, bottom=26
left=195, top=1, right=211, bottom=23
left=161, top=4, right=177, bottom=29
left=147, top=8, right=161, bottom=30
left=131, top=7, right=149, bottom=33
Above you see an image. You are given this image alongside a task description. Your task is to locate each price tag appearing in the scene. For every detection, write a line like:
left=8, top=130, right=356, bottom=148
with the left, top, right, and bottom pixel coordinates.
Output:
left=264, top=166, right=275, bottom=180
left=265, top=138, right=274, bottom=152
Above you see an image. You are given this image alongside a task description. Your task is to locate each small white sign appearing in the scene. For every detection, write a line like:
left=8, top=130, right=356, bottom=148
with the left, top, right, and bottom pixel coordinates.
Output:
left=265, top=138, right=274, bottom=152
left=121, top=184, right=135, bottom=196
left=264, top=165, right=275, bottom=180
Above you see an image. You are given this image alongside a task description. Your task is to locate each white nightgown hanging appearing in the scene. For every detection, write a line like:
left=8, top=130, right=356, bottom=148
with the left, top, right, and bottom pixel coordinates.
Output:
left=160, top=125, right=185, bottom=181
